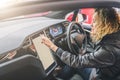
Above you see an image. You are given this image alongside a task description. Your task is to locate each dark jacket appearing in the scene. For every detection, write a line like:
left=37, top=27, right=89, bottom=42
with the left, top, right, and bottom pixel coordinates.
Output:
left=55, top=30, right=120, bottom=80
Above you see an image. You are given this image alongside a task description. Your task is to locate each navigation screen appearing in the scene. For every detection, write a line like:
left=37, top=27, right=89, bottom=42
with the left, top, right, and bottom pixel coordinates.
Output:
left=32, top=35, right=54, bottom=70
left=49, top=25, right=63, bottom=37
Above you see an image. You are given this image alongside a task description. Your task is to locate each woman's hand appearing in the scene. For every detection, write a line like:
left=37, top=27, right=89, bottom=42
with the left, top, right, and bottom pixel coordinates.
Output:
left=41, top=35, right=58, bottom=52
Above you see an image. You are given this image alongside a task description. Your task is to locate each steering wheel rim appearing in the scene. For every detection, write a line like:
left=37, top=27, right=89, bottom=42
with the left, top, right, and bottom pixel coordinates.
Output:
left=67, top=22, right=87, bottom=55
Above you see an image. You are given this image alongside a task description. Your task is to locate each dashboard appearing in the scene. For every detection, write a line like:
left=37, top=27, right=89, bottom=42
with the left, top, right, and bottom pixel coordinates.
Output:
left=0, top=18, right=91, bottom=80
left=0, top=19, right=70, bottom=80
left=0, top=15, right=91, bottom=80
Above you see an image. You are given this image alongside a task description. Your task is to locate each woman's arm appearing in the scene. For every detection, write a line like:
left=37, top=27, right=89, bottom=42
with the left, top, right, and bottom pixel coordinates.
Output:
left=41, top=35, right=115, bottom=68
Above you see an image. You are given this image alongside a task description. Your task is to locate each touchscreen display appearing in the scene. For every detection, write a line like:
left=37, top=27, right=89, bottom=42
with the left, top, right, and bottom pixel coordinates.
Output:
left=50, top=25, right=63, bottom=37
left=32, top=35, right=54, bottom=70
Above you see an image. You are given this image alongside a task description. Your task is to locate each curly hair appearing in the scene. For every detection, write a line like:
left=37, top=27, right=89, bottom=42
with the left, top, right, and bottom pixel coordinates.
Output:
left=91, top=8, right=120, bottom=42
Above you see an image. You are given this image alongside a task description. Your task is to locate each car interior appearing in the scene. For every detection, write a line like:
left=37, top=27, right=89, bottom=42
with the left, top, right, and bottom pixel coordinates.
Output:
left=0, top=0, right=120, bottom=80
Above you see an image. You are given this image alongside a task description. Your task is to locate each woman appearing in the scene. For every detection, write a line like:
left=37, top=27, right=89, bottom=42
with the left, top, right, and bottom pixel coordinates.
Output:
left=41, top=8, right=120, bottom=80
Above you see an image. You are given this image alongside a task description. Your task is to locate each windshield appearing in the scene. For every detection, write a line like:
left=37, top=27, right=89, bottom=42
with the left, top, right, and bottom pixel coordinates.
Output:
left=1, top=11, right=52, bottom=21
left=0, top=0, right=57, bottom=21
left=0, top=0, right=38, bottom=8
left=0, top=0, right=120, bottom=21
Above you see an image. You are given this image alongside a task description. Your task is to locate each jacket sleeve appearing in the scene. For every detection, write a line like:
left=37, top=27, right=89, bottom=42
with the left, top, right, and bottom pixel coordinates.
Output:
left=55, top=46, right=116, bottom=68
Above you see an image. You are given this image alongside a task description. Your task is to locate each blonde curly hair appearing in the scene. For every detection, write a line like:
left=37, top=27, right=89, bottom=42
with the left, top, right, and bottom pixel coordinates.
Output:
left=91, top=8, right=120, bottom=43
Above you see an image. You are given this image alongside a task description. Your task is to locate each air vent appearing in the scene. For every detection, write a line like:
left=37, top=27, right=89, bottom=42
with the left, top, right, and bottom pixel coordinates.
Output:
left=22, top=38, right=31, bottom=48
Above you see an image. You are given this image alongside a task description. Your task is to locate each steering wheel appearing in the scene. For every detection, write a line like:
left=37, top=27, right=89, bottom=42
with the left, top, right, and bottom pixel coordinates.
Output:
left=67, top=22, right=87, bottom=55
